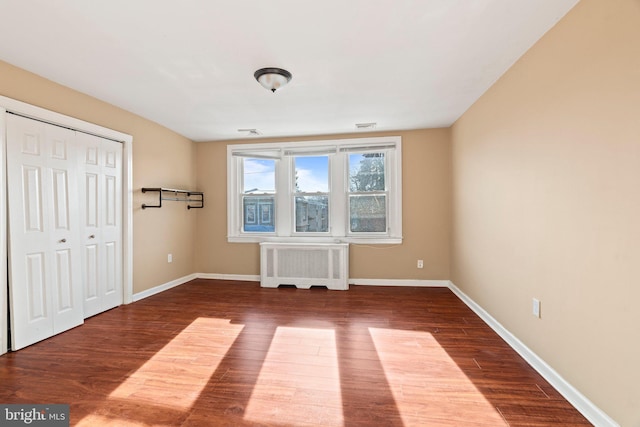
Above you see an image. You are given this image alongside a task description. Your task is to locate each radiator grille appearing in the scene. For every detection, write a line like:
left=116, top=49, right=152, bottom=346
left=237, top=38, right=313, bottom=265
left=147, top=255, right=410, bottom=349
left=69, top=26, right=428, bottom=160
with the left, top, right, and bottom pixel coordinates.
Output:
left=260, top=243, right=349, bottom=290
left=332, top=250, right=340, bottom=280
left=266, top=248, right=274, bottom=277
left=277, top=249, right=329, bottom=279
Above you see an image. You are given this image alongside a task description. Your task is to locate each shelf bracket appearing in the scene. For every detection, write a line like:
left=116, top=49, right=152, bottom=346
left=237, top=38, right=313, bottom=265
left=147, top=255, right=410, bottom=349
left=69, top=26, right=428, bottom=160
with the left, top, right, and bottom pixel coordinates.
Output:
left=141, top=188, right=204, bottom=210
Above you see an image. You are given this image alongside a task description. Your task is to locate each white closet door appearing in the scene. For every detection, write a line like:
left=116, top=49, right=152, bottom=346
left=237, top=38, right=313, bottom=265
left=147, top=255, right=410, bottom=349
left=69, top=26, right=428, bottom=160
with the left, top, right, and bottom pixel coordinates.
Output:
left=78, top=133, right=123, bottom=318
left=7, top=114, right=83, bottom=350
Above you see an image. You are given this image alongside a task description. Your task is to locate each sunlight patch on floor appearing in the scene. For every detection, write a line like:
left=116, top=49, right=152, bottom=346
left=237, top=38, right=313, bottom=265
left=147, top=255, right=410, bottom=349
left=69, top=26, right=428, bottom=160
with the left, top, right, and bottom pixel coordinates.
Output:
left=75, top=414, right=158, bottom=427
left=244, top=326, right=344, bottom=427
left=368, top=327, right=507, bottom=426
left=106, top=318, right=244, bottom=409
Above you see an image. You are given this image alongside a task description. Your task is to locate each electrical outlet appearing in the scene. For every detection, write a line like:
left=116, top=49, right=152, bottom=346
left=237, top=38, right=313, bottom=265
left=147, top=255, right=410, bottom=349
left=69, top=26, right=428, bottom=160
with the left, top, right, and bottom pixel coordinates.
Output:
left=532, top=298, right=541, bottom=318
left=417, top=259, right=424, bottom=269
left=168, top=254, right=173, bottom=263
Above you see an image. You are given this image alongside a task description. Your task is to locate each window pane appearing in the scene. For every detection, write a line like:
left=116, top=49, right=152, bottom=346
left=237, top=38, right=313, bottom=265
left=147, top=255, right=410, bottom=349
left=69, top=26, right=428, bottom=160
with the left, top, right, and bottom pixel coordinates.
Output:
left=294, top=156, right=329, bottom=193
left=244, top=158, right=275, bottom=193
left=243, top=196, right=275, bottom=232
left=350, top=195, right=386, bottom=232
left=349, top=153, right=385, bottom=192
left=295, top=196, right=329, bottom=232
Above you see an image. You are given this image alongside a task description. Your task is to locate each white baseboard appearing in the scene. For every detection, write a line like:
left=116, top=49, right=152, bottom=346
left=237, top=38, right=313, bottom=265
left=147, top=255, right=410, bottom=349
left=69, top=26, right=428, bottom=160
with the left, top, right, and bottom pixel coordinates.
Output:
left=134, top=274, right=449, bottom=295
left=197, top=273, right=260, bottom=282
left=192, top=274, right=448, bottom=288
left=131, top=273, right=257, bottom=303
left=350, top=278, right=449, bottom=287
left=448, top=281, right=619, bottom=427
left=132, top=273, right=198, bottom=302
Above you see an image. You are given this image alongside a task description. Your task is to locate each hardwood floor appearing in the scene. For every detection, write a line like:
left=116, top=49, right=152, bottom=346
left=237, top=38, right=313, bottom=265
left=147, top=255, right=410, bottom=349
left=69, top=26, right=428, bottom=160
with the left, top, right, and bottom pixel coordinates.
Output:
left=0, top=280, right=591, bottom=426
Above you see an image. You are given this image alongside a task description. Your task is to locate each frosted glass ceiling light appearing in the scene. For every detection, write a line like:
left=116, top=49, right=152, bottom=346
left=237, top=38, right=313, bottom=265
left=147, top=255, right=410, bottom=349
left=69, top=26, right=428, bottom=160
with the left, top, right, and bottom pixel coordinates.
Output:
left=254, top=67, right=292, bottom=93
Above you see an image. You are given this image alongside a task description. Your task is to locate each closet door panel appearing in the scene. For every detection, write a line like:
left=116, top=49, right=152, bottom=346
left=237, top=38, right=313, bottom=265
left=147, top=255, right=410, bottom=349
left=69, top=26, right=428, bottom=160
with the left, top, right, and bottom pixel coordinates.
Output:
left=25, top=252, right=47, bottom=321
left=78, top=133, right=122, bottom=318
left=7, top=114, right=83, bottom=350
left=8, top=117, right=54, bottom=349
left=52, top=169, right=70, bottom=229
left=105, top=175, right=117, bottom=226
left=22, top=165, right=44, bottom=231
left=46, top=124, right=83, bottom=334
left=101, top=139, right=122, bottom=311
left=85, top=173, right=99, bottom=227
left=54, top=249, right=73, bottom=312
left=84, top=244, right=99, bottom=300
left=105, top=241, right=117, bottom=295
left=79, top=134, right=101, bottom=318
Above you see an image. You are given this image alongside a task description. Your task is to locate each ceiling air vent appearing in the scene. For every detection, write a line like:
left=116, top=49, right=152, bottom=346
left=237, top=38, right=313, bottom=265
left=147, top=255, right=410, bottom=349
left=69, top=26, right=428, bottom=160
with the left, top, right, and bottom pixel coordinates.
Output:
left=355, top=122, right=377, bottom=130
left=238, top=128, right=261, bottom=136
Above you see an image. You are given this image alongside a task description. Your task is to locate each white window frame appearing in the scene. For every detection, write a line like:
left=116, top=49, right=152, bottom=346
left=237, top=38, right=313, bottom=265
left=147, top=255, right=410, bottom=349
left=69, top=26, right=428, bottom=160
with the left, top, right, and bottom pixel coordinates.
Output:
left=227, top=136, right=402, bottom=244
left=239, top=156, right=277, bottom=234
left=292, top=153, right=331, bottom=236
left=345, top=149, right=389, bottom=236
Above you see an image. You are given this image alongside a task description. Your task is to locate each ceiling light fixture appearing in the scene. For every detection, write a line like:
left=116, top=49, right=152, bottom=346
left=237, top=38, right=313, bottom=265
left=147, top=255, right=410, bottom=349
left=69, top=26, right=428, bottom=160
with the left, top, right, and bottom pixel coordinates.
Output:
left=254, top=67, right=292, bottom=93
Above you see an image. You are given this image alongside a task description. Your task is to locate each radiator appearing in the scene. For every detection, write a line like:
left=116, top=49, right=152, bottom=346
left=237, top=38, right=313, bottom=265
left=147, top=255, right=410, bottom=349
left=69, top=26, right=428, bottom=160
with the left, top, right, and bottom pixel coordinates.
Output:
left=259, top=243, right=349, bottom=290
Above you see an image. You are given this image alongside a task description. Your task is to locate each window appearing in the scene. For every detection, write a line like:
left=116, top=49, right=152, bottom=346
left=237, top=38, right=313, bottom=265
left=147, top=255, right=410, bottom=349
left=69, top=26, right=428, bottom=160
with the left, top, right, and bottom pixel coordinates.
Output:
left=227, top=136, right=402, bottom=243
left=348, top=152, right=387, bottom=233
left=294, top=156, right=329, bottom=233
left=242, top=158, right=275, bottom=232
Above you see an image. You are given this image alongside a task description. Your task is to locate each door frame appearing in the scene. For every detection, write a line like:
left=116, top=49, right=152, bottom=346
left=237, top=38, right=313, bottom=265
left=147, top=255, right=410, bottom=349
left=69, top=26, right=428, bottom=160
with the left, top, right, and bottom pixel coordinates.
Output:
left=0, top=96, right=134, bottom=355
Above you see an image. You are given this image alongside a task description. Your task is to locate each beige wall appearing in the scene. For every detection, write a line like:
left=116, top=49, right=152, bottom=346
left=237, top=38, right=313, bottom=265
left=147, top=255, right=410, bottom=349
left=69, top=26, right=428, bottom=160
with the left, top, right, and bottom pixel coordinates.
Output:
left=195, top=129, right=451, bottom=280
left=451, top=0, right=640, bottom=425
left=0, top=60, right=198, bottom=294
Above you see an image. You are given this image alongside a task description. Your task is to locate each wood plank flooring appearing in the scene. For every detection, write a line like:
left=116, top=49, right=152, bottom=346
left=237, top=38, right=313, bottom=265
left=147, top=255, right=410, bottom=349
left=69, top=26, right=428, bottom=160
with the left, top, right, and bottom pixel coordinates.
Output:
left=0, top=280, right=591, bottom=426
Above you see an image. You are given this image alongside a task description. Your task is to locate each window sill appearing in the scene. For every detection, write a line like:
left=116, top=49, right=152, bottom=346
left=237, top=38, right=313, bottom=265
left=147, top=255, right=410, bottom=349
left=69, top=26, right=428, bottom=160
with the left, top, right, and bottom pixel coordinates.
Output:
left=227, top=235, right=403, bottom=245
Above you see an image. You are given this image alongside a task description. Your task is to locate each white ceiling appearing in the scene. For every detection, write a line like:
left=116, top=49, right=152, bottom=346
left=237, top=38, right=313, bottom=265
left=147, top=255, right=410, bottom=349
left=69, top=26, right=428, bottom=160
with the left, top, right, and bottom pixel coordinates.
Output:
left=0, top=1, right=578, bottom=142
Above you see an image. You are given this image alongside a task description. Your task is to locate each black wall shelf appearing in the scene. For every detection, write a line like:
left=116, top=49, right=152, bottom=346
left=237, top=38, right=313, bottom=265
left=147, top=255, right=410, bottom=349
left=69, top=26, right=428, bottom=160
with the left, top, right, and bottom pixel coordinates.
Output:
left=141, top=188, right=204, bottom=210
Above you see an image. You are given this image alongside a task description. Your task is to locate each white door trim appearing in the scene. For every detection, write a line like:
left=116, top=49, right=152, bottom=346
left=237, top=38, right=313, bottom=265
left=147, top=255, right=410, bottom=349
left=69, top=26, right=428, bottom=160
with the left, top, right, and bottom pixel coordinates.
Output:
left=0, top=96, right=134, bottom=354
left=0, top=107, right=7, bottom=355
